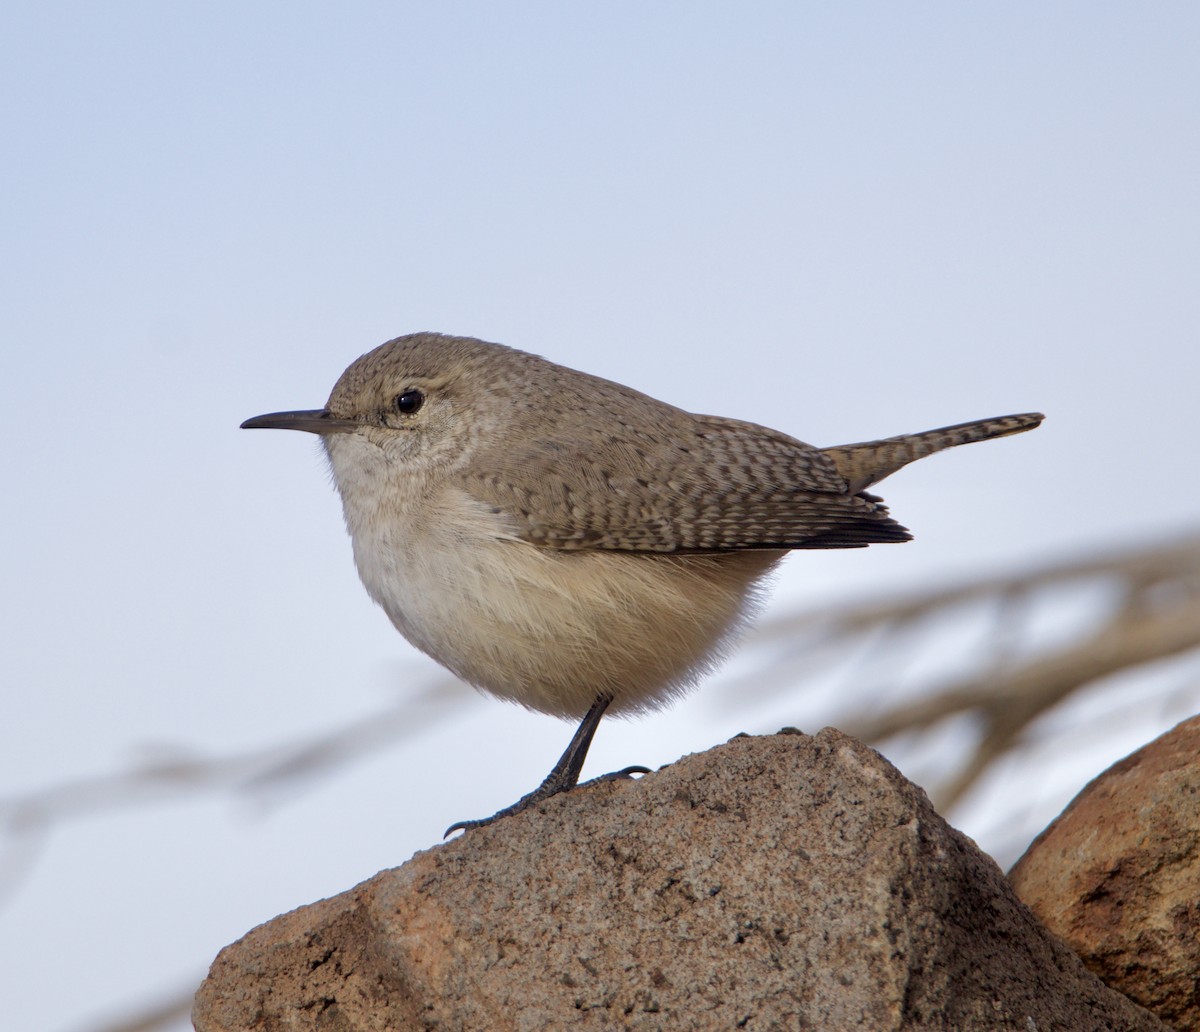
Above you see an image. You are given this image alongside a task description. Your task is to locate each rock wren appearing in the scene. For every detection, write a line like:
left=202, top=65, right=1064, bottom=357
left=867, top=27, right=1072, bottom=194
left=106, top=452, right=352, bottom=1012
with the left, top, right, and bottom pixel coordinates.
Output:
left=242, top=332, right=1042, bottom=832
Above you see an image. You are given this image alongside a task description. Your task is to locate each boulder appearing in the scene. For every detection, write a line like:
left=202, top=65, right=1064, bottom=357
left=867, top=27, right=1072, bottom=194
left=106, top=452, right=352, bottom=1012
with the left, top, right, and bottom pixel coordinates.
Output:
left=195, top=728, right=1163, bottom=1031
left=1011, top=714, right=1200, bottom=1029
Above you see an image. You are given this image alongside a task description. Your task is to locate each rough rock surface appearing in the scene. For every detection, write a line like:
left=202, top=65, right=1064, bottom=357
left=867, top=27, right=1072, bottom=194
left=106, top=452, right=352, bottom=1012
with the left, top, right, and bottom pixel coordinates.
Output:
left=1011, top=714, right=1200, bottom=1030
left=194, top=728, right=1163, bottom=1031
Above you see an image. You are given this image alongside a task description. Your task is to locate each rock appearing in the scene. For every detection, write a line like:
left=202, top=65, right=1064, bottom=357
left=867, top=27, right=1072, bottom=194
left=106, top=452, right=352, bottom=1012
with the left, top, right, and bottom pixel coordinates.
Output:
left=1010, top=714, right=1200, bottom=1030
left=194, top=728, right=1163, bottom=1031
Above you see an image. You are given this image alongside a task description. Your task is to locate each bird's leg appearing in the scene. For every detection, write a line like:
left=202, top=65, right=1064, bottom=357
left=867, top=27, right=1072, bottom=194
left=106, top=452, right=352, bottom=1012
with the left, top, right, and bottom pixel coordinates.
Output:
left=445, top=695, right=649, bottom=836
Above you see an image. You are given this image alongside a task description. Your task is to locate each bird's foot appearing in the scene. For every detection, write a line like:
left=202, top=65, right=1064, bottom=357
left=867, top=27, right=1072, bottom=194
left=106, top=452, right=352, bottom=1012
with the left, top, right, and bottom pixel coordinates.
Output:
left=444, top=764, right=650, bottom=837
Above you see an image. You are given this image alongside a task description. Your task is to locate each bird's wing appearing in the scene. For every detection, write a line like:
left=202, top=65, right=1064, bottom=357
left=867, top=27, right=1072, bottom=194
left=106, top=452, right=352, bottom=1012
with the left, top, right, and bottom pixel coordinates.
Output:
left=460, top=414, right=910, bottom=553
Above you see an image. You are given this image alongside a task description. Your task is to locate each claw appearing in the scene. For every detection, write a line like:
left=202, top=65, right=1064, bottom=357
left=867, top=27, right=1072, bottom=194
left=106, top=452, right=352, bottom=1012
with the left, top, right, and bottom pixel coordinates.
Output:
left=590, top=764, right=652, bottom=783
left=444, top=696, right=653, bottom=837
left=443, top=763, right=651, bottom=837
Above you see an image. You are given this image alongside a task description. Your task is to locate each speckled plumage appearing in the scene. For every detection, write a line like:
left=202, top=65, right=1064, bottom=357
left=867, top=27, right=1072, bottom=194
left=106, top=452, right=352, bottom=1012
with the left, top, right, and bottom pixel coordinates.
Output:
left=244, top=332, right=1042, bottom=829
left=306, top=331, right=1043, bottom=716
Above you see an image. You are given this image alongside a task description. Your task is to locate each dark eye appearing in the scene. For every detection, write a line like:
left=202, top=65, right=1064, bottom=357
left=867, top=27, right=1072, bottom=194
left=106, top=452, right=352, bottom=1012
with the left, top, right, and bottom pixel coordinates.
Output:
left=394, top=389, right=424, bottom=414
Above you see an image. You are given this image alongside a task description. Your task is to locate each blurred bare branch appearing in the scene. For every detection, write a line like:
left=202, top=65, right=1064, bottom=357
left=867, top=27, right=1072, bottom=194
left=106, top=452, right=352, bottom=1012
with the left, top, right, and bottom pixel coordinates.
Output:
left=0, top=676, right=467, bottom=907
left=76, top=986, right=196, bottom=1032
left=736, top=527, right=1200, bottom=811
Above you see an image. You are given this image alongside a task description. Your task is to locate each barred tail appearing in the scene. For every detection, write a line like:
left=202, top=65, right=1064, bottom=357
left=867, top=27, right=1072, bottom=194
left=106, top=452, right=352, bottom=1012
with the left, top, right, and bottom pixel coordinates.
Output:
left=822, top=412, right=1044, bottom=493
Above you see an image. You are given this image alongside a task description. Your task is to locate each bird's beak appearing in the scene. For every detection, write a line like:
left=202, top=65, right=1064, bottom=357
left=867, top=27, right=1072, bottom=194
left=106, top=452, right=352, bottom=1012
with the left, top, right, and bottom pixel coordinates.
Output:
left=240, top=409, right=361, bottom=434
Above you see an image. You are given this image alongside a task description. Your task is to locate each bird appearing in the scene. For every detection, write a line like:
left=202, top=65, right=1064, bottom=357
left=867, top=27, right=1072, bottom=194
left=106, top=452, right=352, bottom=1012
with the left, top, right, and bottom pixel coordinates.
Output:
left=241, top=332, right=1042, bottom=833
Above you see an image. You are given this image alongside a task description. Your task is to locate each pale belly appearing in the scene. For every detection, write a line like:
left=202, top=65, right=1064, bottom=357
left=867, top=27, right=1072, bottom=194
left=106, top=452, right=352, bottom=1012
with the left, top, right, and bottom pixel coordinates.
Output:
left=353, top=518, right=783, bottom=719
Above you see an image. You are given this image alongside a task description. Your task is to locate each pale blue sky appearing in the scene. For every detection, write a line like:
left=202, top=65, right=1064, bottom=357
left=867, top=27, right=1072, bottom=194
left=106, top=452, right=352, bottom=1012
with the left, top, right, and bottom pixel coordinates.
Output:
left=2, top=5, right=1198, bottom=1030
